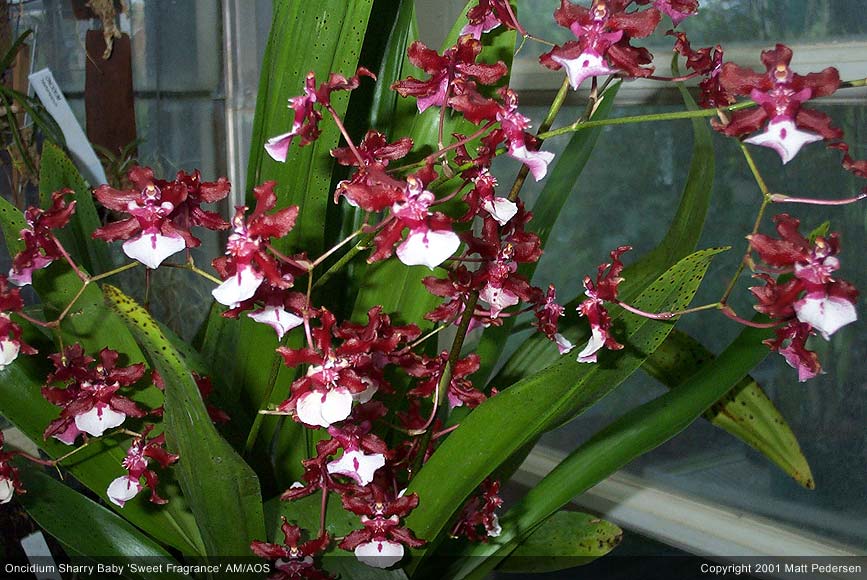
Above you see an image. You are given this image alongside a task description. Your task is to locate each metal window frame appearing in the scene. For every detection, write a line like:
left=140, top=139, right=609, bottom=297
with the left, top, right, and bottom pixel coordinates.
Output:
left=515, top=447, right=865, bottom=577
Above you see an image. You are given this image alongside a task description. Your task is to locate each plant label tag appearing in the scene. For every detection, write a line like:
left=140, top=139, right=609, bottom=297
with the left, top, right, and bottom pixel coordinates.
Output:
left=28, top=68, right=108, bottom=186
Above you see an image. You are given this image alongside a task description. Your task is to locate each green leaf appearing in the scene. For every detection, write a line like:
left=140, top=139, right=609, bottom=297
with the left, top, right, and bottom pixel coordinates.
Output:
left=265, top=493, right=359, bottom=541
left=0, top=194, right=26, bottom=253
left=405, top=247, right=726, bottom=570
left=369, top=0, right=420, bottom=136
left=493, top=71, right=715, bottom=387
left=645, top=329, right=814, bottom=488
left=39, top=141, right=114, bottom=275
left=104, top=285, right=265, bottom=556
left=455, top=323, right=773, bottom=580
left=0, top=346, right=203, bottom=556
left=498, top=511, right=622, bottom=574
left=17, top=467, right=180, bottom=578
left=474, top=82, right=622, bottom=383
left=246, top=0, right=374, bottom=256
left=0, top=29, right=33, bottom=74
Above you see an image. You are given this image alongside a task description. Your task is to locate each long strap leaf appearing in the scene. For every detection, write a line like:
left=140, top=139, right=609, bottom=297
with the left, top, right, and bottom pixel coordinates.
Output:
left=105, top=285, right=265, bottom=557
left=645, top=329, right=813, bottom=488
left=453, top=323, right=773, bottom=579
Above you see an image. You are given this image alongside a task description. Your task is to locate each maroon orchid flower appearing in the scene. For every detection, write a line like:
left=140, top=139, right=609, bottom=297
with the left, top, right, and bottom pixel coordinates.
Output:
left=9, top=190, right=76, bottom=286
left=765, top=321, right=822, bottom=382
left=715, top=44, right=841, bottom=164
left=576, top=246, right=631, bottom=363
left=125, top=167, right=230, bottom=236
left=748, top=214, right=858, bottom=340
left=451, top=479, right=503, bottom=542
left=0, top=431, right=25, bottom=504
left=211, top=181, right=299, bottom=308
left=496, top=89, right=555, bottom=181
left=637, top=0, right=697, bottom=26
left=0, top=276, right=37, bottom=369
left=324, top=422, right=390, bottom=486
left=222, top=284, right=309, bottom=340
left=461, top=0, right=517, bottom=39
left=106, top=426, right=179, bottom=507
left=392, top=36, right=507, bottom=113
left=339, top=489, right=426, bottom=569
left=404, top=351, right=487, bottom=410
left=534, top=285, right=574, bottom=354
left=333, top=130, right=413, bottom=212
left=265, top=68, right=375, bottom=161
left=277, top=308, right=419, bottom=428
left=93, top=179, right=187, bottom=270
left=462, top=204, right=542, bottom=321
left=369, top=175, right=462, bottom=269
left=42, top=345, right=147, bottom=445
left=540, top=0, right=661, bottom=90
left=669, top=31, right=732, bottom=108
left=251, top=517, right=332, bottom=580
left=93, top=167, right=231, bottom=269
left=745, top=214, right=859, bottom=381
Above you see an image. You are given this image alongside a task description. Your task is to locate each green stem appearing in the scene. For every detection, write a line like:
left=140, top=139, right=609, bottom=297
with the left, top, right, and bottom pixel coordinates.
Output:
left=506, top=77, right=570, bottom=202
left=537, top=101, right=756, bottom=139
left=312, top=232, right=374, bottom=290
left=410, top=292, right=479, bottom=477
left=720, top=143, right=772, bottom=304
left=244, top=334, right=290, bottom=455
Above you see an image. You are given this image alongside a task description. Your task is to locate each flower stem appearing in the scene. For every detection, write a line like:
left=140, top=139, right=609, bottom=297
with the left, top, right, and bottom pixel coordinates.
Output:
left=720, top=306, right=778, bottom=329
left=720, top=143, right=771, bottom=305
left=163, top=261, right=223, bottom=285
left=325, top=104, right=365, bottom=167
left=506, top=76, right=570, bottom=202
left=616, top=300, right=721, bottom=320
left=409, top=292, right=479, bottom=474
left=244, top=335, right=291, bottom=455
left=536, top=101, right=756, bottom=140
left=50, top=234, right=88, bottom=282
left=312, top=232, right=374, bottom=290
left=769, top=192, right=867, bottom=206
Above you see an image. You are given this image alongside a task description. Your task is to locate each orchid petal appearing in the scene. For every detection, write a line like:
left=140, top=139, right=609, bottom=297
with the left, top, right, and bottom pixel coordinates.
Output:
left=744, top=118, right=822, bottom=164
left=211, top=265, right=264, bottom=307
left=554, top=333, right=575, bottom=355
left=354, top=540, right=405, bottom=568
left=0, top=339, right=20, bottom=370
left=295, top=392, right=330, bottom=428
left=320, top=388, right=354, bottom=425
left=352, top=378, right=378, bottom=404
left=552, top=51, right=617, bottom=90
left=577, top=327, right=605, bottom=363
left=326, top=450, right=386, bottom=486
left=122, top=231, right=186, bottom=269
left=248, top=306, right=304, bottom=339
left=74, top=404, right=126, bottom=437
left=508, top=144, right=555, bottom=181
left=482, top=197, right=519, bottom=225
left=794, top=293, right=858, bottom=339
left=53, top=422, right=82, bottom=446
left=396, top=229, right=461, bottom=270
left=480, top=284, right=520, bottom=318
left=264, top=131, right=295, bottom=163
left=0, top=478, right=13, bottom=504
left=107, top=476, right=143, bottom=507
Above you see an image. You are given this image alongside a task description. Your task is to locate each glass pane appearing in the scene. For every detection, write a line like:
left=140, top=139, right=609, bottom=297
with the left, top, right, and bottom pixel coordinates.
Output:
left=514, top=0, right=867, bottom=69
left=500, top=102, right=867, bottom=547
